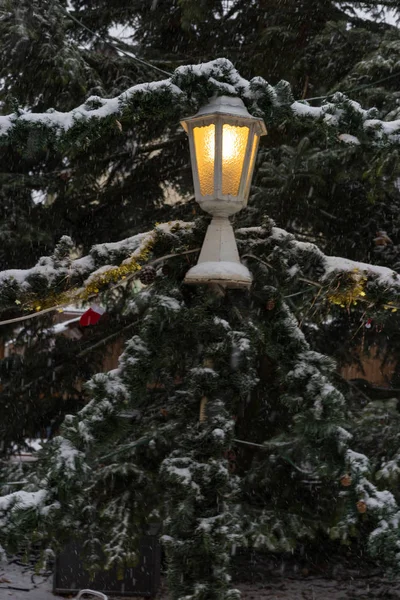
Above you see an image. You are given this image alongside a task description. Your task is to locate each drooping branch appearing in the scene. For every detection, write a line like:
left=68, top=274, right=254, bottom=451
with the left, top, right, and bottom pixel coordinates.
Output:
left=0, top=221, right=399, bottom=325
left=0, top=246, right=199, bottom=327
left=0, top=221, right=193, bottom=318
left=0, top=59, right=399, bottom=154
left=237, top=226, right=400, bottom=309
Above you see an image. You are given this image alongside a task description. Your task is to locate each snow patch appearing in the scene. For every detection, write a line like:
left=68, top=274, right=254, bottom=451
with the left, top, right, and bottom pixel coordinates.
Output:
left=324, top=254, right=399, bottom=284
left=212, top=428, right=226, bottom=440
left=31, top=189, right=47, bottom=204
left=53, top=437, right=81, bottom=473
left=364, top=118, right=400, bottom=136
left=0, top=490, right=47, bottom=512
left=157, top=295, right=182, bottom=311
left=186, top=261, right=251, bottom=283
left=339, top=133, right=360, bottom=145
left=292, top=102, right=323, bottom=118
left=214, top=317, right=231, bottom=329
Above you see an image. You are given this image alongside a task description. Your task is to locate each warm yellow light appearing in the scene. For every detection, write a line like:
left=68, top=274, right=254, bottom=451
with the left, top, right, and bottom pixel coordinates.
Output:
left=222, top=125, right=241, bottom=160
left=222, top=124, right=249, bottom=196
left=193, top=123, right=250, bottom=197
left=193, top=124, right=215, bottom=196
left=244, top=134, right=259, bottom=200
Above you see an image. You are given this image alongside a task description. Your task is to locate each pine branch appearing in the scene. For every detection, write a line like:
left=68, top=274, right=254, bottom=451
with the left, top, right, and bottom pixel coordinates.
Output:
left=0, top=247, right=200, bottom=327
left=0, top=58, right=399, bottom=150
left=0, top=320, right=138, bottom=396
left=2, top=220, right=400, bottom=328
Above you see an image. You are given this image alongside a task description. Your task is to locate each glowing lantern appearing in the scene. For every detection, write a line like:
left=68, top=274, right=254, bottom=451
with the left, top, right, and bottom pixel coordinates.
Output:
left=181, top=95, right=266, bottom=288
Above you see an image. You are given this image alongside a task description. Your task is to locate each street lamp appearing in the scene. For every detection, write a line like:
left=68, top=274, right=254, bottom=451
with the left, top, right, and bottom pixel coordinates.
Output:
left=181, top=95, right=267, bottom=288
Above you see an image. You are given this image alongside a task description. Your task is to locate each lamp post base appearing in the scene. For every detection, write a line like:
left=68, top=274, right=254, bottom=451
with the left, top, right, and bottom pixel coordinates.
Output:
left=184, top=216, right=252, bottom=289
left=184, top=261, right=252, bottom=288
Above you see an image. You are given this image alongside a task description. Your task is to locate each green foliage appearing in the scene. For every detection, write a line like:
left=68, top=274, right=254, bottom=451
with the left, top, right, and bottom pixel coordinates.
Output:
left=2, top=1, right=400, bottom=594
left=2, top=222, right=400, bottom=598
left=0, top=0, right=95, bottom=112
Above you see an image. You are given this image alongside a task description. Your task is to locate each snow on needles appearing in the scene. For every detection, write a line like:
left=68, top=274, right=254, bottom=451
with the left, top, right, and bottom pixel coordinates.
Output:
left=0, top=490, right=47, bottom=512
left=0, top=222, right=399, bottom=313
left=339, top=133, right=361, bottom=145
left=0, top=80, right=182, bottom=135
left=0, top=58, right=400, bottom=144
left=324, top=255, right=399, bottom=284
left=282, top=233, right=400, bottom=288
left=0, top=221, right=188, bottom=302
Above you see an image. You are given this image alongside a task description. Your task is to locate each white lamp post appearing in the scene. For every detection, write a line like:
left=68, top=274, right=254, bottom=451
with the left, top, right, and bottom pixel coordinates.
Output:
left=181, top=95, right=267, bottom=288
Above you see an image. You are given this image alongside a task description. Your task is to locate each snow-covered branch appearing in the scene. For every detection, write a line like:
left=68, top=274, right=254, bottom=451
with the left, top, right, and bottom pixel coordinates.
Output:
left=270, top=227, right=399, bottom=286
left=0, top=59, right=399, bottom=146
left=0, top=220, right=399, bottom=321
left=0, top=221, right=192, bottom=316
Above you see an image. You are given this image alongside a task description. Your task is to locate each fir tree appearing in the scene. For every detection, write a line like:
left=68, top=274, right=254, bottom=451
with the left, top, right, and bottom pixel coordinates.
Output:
left=1, top=0, right=399, bottom=271
left=1, top=0, right=400, bottom=418
left=1, top=217, right=400, bottom=598
left=1, top=56, right=400, bottom=457
left=2, top=45, right=400, bottom=597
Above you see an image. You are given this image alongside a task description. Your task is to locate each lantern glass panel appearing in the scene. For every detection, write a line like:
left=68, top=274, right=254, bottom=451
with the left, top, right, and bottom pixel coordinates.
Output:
left=193, top=124, right=215, bottom=196
left=221, top=124, right=249, bottom=196
left=244, top=134, right=259, bottom=200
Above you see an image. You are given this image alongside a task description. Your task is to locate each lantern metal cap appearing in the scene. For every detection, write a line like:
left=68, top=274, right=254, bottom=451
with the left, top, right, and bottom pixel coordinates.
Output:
left=181, top=95, right=267, bottom=135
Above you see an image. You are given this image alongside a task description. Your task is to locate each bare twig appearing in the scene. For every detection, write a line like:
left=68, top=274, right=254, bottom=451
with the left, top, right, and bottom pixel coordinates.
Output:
left=335, top=371, right=372, bottom=405
left=241, top=254, right=272, bottom=269
left=233, top=438, right=313, bottom=474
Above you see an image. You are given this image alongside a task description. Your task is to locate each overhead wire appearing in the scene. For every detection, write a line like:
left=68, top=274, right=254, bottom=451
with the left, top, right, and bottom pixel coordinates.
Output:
left=304, top=69, right=400, bottom=102
left=63, top=5, right=400, bottom=103
left=62, top=6, right=172, bottom=77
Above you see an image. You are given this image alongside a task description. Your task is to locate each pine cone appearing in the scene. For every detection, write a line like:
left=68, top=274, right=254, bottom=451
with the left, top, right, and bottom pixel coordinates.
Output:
left=374, top=231, right=392, bottom=246
left=340, top=474, right=352, bottom=487
left=356, top=500, right=367, bottom=514
left=266, top=299, right=275, bottom=311
left=139, top=265, right=156, bottom=285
